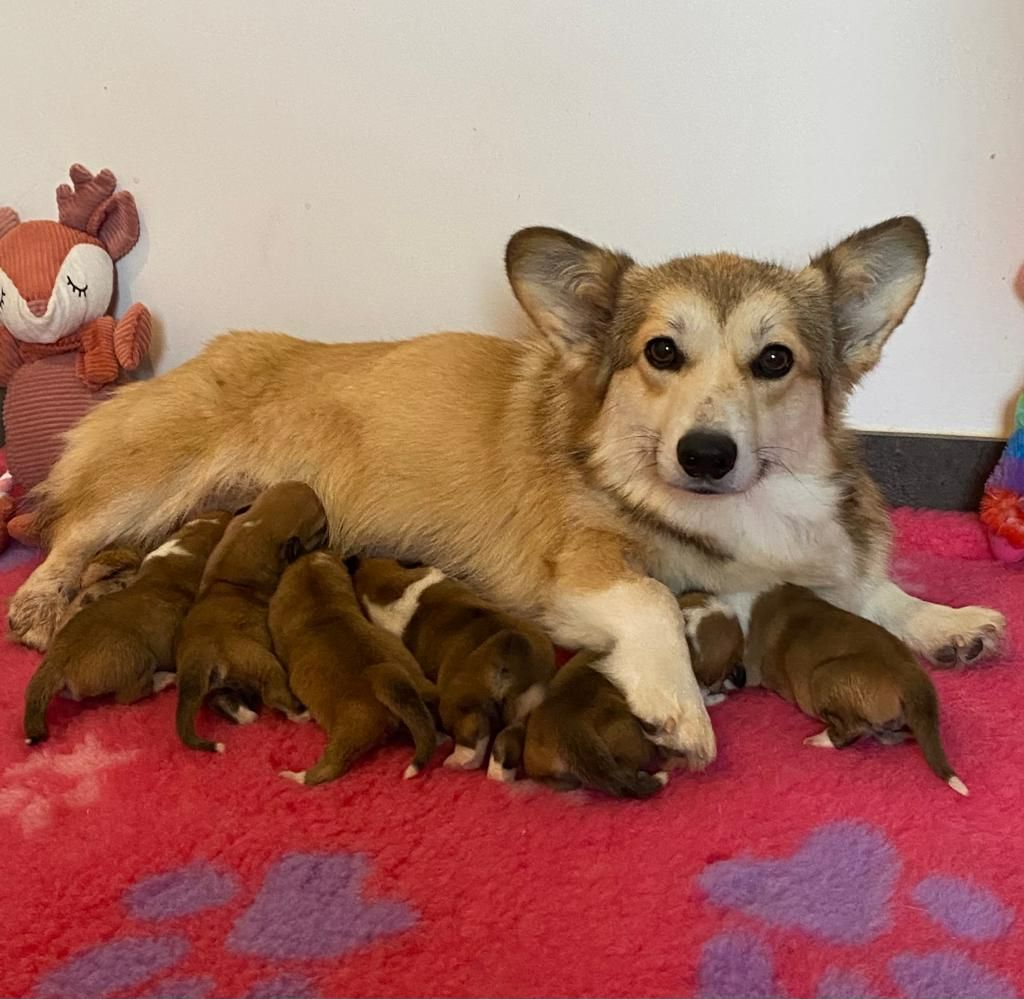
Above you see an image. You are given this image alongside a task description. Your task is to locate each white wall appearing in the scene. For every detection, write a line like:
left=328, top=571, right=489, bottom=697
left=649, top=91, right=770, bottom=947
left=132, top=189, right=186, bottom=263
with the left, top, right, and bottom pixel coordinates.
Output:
left=3, top=0, right=1023, bottom=436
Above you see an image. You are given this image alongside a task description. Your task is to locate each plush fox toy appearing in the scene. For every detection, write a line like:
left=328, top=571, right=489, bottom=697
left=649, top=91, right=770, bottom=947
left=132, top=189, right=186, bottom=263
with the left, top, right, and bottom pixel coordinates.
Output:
left=0, top=164, right=151, bottom=548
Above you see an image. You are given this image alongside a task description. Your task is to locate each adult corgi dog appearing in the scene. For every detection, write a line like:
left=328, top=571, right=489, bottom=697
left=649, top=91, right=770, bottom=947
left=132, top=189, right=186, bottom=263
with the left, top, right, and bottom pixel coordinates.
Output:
left=9, top=218, right=1005, bottom=768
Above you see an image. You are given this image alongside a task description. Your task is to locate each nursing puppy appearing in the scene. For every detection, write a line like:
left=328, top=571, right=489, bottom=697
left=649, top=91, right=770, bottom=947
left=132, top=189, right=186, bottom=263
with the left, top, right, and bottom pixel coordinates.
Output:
left=23, top=513, right=231, bottom=744
left=56, top=544, right=146, bottom=630
left=745, top=584, right=967, bottom=795
left=174, top=482, right=326, bottom=752
left=491, top=649, right=664, bottom=798
left=352, top=557, right=556, bottom=769
left=677, top=591, right=746, bottom=703
left=14, top=218, right=1007, bottom=772
left=490, top=594, right=744, bottom=791
left=269, top=551, right=439, bottom=784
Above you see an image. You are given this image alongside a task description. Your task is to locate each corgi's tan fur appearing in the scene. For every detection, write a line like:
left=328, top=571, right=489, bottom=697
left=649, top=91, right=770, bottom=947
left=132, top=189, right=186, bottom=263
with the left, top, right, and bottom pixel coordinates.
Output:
left=9, top=218, right=1005, bottom=767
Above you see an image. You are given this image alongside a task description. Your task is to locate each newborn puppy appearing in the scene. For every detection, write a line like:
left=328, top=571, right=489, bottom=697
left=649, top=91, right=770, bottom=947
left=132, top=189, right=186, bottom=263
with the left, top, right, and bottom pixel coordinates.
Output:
left=352, top=557, right=556, bottom=770
left=23, top=513, right=231, bottom=744
left=269, top=551, right=439, bottom=784
left=491, top=650, right=665, bottom=798
left=175, top=482, right=326, bottom=752
left=746, top=584, right=968, bottom=795
left=677, top=591, right=747, bottom=703
left=56, top=544, right=146, bottom=629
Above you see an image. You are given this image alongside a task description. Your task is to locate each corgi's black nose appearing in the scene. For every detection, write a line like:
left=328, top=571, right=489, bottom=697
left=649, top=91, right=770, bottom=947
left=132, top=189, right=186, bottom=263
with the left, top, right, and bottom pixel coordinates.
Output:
left=677, top=430, right=738, bottom=480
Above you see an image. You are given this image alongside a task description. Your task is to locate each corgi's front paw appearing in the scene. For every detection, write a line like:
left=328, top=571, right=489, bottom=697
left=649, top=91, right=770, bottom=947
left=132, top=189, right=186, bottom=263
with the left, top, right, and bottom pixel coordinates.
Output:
left=621, top=666, right=716, bottom=769
left=909, top=604, right=1006, bottom=668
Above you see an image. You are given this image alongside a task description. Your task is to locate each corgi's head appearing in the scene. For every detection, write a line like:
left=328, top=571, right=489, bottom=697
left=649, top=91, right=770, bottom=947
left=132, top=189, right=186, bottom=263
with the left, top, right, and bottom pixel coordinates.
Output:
left=506, top=219, right=927, bottom=498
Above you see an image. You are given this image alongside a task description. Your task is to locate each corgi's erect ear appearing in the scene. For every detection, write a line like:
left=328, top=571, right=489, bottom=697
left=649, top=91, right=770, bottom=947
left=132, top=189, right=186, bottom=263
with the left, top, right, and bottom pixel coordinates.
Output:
left=505, top=227, right=633, bottom=356
left=806, top=216, right=929, bottom=382
left=282, top=536, right=304, bottom=564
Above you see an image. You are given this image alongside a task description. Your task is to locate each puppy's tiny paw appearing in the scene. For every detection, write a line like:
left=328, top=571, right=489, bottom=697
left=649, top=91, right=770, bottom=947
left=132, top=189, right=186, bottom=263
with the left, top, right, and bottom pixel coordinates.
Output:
left=402, top=763, right=421, bottom=780
left=804, top=729, right=836, bottom=749
left=280, top=770, right=306, bottom=784
left=153, top=672, right=176, bottom=693
left=214, top=742, right=226, bottom=754
left=286, top=710, right=311, bottom=723
left=486, top=756, right=517, bottom=783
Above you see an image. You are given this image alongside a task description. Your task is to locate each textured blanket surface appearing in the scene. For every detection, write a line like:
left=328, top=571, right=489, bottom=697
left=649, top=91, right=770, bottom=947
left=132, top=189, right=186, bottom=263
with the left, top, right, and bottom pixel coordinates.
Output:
left=1, top=508, right=1021, bottom=998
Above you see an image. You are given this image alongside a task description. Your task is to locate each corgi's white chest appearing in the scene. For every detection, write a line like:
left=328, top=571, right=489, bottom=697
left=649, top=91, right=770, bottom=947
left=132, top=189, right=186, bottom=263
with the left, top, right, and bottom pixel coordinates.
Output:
left=646, top=472, right=856, bottom=595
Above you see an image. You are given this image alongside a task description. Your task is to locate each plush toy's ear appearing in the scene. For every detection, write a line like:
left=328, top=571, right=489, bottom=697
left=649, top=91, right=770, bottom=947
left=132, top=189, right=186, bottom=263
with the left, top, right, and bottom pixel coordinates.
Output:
left=56, top=165, right=140, bottom=260
left=806, top=216, right=929, bottom=382
left=505, top=227, right=633, bottom=356
left=282, top=536, right=304, bottom=564
left=91, top=191, right=141, bottom=261
left=0, top=208, right=20, bottom=240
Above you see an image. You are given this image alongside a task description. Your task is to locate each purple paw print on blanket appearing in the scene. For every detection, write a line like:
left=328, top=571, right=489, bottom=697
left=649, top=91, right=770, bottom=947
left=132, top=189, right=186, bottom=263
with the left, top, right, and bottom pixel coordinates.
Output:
left=34, top=853, right=417, bottom=998
left=694, top=820, right=1017, bottom=999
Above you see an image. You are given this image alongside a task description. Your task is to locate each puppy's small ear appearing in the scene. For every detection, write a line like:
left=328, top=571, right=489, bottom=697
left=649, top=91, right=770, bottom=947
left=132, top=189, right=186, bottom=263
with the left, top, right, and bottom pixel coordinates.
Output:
left=282, top=536, right=304, bottom=564
left=505, top=227, right=633, bottom=355
left=807, top=216, right=929, bottom=381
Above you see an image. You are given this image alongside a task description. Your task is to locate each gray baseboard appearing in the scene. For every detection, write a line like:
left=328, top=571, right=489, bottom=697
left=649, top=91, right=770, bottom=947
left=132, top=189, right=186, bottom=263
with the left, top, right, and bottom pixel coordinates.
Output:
left=858, top=431, right=1004, bottom=511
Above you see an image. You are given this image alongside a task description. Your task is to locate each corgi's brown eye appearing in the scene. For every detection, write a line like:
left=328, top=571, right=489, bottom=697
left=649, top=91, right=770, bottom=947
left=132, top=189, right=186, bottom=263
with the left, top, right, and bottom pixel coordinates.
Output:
left=752, top=343, right=793, bottom=379
left=644, top=337, right=682, bottom=370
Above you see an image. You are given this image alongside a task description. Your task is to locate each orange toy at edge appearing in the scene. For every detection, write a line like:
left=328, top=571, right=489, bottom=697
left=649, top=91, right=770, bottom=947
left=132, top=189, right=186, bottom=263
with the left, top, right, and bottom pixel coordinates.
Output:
left=0, top=164, right=151, bottom=551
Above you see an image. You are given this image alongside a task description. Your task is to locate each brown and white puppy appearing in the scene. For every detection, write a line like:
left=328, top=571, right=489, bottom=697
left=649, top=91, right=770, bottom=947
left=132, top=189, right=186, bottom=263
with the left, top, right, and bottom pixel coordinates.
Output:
left=23, top=513, right=231, bottom=744
left=491, top=649, right=664, bottom=798
left=269, top=551, right=439, bottom=785
left=677, top=591, right=746, bottom=703
left=745, top=584, right=967, bottom=795
left=352, top=557, right=556, bottom=770
left=174, top=482, right=326, bottom=752
left=56, top=544, right=146, bottom=629
left=12, top=219, right=1005, bottom=771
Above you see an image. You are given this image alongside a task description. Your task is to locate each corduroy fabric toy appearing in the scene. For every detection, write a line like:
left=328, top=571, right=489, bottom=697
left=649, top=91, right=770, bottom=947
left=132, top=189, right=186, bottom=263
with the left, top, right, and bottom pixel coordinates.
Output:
left=0, top=164, right=151, bottom=549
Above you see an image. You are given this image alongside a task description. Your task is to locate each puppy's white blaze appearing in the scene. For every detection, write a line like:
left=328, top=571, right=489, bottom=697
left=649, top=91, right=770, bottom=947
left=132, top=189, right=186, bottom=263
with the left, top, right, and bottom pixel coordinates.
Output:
left=152, top=671, right=176, bottom=693
left=513, top=682, right=546, bottom=721
left=804, top=729, right=836, bottom=748
left=486, top=756, right=517, bottom=783
left=682, top=598, right=737, bottom=657
left=214, top=742, right=226, bottom=753
left=362, top=567, right=445, bottom=638
left=444, top=738, right=488, bottom=770
left=142, top=539, right=191, bottom=563
left=280, top=770, right=306, bottom=784
left=948, top=776, right=969, bottom=797
left=402, top=763, right=421, bottom=780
